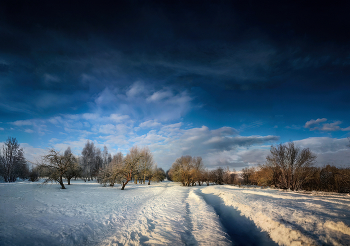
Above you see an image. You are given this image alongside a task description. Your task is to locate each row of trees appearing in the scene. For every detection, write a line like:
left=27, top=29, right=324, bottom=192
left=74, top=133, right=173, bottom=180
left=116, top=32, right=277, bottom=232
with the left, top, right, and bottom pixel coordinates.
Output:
left=242, top=164, right=350, bottom=193
left=241, top=142, right=350, bottom=192
left=36, top=140, right=114, bottom=189
left=0, top=138, right=113, bottom=184
left=167, top=156, right=238, bottom=186
left=80, top=141, right=112, bottom=181
left=98, top=146, right=166, bottom=189
left=1, top=137, right=349, bottom=193
left=241, top=142, right=316, bottom=190
left=37, top=144, right=166, bottom=190
left=168, top=141, right=350, bottom=193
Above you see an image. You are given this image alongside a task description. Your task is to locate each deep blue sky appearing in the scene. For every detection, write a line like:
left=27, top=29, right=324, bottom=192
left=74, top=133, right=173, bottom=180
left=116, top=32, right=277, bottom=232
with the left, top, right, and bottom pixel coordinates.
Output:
left=0, top=0, right=349, bottom=170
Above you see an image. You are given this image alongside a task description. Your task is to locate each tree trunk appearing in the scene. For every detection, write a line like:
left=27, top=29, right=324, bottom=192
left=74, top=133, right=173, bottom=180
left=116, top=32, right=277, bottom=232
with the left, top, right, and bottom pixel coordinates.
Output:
left=121, top=180, right=129, bottom=190
left=67, top=178, right=71, bottom=185
left=59, top=176, right=66, bottom=189
left=121, top=172, right=131, bottom=190
left=148, top=179, right=151, bottom=185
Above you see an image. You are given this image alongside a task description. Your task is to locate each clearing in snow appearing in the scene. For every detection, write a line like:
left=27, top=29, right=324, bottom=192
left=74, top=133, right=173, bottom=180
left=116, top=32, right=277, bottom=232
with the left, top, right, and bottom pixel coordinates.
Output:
left=1, top=180, right=350, bottom=245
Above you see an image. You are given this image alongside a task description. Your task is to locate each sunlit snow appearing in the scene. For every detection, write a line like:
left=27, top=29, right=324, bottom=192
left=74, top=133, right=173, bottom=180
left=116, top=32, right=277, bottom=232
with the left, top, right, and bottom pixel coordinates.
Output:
left=1, top=181, right=349, bottom=245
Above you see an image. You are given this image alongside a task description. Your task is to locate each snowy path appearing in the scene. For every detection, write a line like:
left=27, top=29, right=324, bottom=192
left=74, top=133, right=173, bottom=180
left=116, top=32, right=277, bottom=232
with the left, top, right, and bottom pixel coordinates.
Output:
left=201, top=185, right=350, bottom=246
left=103, top=183, right=230, bottom=246
left=1, top=181, right=350, bottom=245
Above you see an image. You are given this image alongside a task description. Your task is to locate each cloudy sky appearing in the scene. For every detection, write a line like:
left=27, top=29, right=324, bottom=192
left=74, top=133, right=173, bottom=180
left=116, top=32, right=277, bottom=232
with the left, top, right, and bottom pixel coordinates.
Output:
left=1, top=1, right=349, bottom=170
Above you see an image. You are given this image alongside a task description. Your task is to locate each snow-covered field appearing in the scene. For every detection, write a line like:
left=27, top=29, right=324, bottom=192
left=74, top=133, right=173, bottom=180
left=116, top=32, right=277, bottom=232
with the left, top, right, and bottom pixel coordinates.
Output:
left=1, top=181, right=350, bottom=246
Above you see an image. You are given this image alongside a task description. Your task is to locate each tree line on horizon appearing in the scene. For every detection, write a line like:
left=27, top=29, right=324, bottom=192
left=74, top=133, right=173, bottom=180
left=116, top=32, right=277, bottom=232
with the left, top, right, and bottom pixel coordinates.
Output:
left=1, top=137, right=350, bottom=192
left=0, top=137, right=167, bottom=189
left=164, top=141, right=350, bottom=193
left=37, top=142, right=166, bottom=190
left=241, top=142, right=350, bottom=193
left=166, top=156, right=238, bottom=186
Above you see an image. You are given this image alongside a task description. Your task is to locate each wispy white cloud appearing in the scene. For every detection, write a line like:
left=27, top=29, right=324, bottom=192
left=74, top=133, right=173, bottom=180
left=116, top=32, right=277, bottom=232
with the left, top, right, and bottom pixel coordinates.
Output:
left=11, top=119, right=48, bottom=135
left=304, top=118, right=350, bottom=131
left=285, top=124, right=302, bottom=130
left=305, top=118, right=327, bottom=129
left=147, top=90, right=172, bottom=102
left=126, top=81, right=145, bottom=98
left=12, top=120, right=35, bottom=126
left=238, top=121, right=263, bottom=132
left=98, top=123, right=131, bottom=135
left=93, top=82, right=193, bottom=122
left=95, top=87, right=120, bottom=106
left=138, top=120, right=162, bottom=129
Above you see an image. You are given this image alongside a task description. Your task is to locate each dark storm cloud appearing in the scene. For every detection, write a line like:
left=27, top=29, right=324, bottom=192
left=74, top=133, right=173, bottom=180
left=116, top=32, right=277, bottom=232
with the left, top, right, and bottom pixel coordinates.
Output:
left=1, top=0, right=350, bottom=120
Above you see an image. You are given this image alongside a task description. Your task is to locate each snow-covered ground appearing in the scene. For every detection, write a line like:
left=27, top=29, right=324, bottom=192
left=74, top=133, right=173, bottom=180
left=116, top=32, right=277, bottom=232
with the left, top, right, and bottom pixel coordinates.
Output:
left=0, top=181, right=349, bottom=246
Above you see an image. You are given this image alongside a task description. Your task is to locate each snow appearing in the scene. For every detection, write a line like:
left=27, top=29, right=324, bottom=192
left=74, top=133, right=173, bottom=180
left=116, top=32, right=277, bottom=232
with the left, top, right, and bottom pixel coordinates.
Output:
left=201, top=185, right=350, bottom=246
left=1, top=181, right=350, bottom=246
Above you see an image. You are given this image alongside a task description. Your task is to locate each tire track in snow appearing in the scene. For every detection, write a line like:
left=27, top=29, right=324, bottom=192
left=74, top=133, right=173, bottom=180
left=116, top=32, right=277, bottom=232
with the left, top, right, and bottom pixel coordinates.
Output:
left=201, top=186, right=350, bottom=245
left=181, top=197, right=197, bottom=246
left=217, top=186, right=350, bottom=245
left=197, top=189, right=277, bottom=246
left=186, top=189, right=231, bottom=246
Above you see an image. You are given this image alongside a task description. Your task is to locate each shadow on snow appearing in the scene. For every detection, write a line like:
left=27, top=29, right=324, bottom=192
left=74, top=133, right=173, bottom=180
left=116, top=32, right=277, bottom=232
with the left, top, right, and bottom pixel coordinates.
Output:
left=198, top=190, right=278, bottom=246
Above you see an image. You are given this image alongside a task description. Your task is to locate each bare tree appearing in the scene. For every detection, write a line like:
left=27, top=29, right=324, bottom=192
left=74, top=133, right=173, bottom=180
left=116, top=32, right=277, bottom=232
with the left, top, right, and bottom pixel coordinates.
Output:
left=241, top=167, right=256, bottom=185
left=63, top=147, right=81, bottom=185
left=102, top=146, right=108, bottom=169
left=152, top=167, right=166, bottom=182
left=192, top=157, right=204, bottom=186
left=223, top=166, right=235, bottom=184
left=266, top=142, right=316, bottom=190
left=81, top=140, right=103, bottom=181
left=0, top=137, right=28, bottom=182
left=214, top=167, right=224, bottom=185
left=98, top=152, right=124, bottom=187
left=202, top=169, right=211, bottom=186
left=168, top=156, right=205, bottom=186
left=209, top=170, right=217, bottom=184
left=39, top=148, right=77, bottom=189
left=168, top=156, right=193, bottom=186
left=138, top=147, right=155, bottom=185
left=120, top=146, right=142, bottom=190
